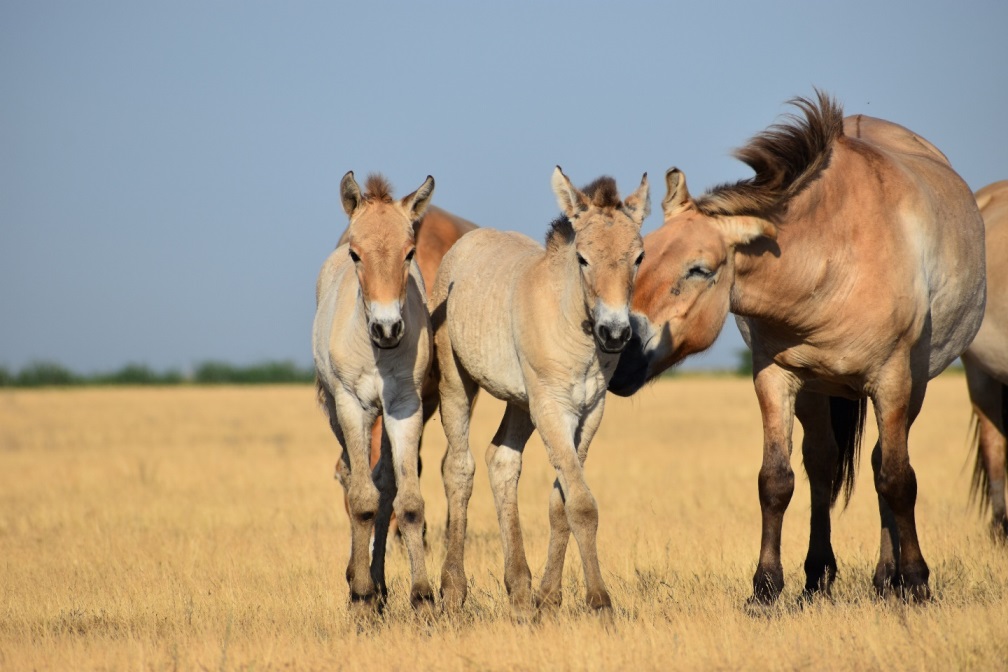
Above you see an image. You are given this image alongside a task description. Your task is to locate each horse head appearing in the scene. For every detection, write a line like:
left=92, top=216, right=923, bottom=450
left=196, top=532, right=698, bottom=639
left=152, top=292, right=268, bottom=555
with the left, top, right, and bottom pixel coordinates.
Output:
left=550, top=166, right=648, bottom=354
left=609, top=168, right=776, bottom=394
left=341, top=171, right=434, bottom=348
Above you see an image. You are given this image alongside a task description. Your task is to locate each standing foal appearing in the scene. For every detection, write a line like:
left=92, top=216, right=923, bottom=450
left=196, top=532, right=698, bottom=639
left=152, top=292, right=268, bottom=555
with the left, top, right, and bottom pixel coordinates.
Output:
left=313, top=172, right=435, bottom=612
left=432, top=167, right=647, bottom=616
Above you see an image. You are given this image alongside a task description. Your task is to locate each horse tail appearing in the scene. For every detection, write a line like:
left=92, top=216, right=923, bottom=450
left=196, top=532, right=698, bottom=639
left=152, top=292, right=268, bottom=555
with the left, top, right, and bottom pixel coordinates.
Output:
left=967, top=382, right=1008, bottom=512
left=829, top=396, right=867, bottom=507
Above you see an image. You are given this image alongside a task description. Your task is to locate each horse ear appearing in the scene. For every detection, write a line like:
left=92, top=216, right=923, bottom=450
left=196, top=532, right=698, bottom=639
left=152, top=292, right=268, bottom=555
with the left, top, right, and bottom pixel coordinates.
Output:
left=402, top=175, right=435, bottom=220
left=340, top=171, right=362, bottom=218
left=551, top=166, right=589, bottom=218
left=662, top=168, right=693, bottom=218
left=717, top=216, right=777, bottom=247
left=622, top=172, right=650, bottom=228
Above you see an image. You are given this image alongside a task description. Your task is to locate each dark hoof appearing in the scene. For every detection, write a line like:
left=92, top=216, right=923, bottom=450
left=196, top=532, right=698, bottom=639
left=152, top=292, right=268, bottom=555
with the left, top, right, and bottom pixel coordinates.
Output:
left=796, top=587, right=834, bottom=609
left=410, top=590, right=437, bottom=620
left=586, top=591, right=612, bottom=612
left=751, top=567, right=784, bottom=605
left=873, top=562, right=898, bottom=597
left=991, top=517, right=1008, bottom=543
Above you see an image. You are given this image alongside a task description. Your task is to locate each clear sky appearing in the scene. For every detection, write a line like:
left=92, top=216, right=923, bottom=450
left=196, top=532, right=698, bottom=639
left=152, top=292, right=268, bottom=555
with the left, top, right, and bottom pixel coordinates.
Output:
left=2, top=1, right=1005, bottom=374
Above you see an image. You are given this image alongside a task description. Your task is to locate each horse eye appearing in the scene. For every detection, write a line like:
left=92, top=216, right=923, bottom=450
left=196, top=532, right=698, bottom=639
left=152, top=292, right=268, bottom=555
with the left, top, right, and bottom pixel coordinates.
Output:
left=349, top=249, right=361, bottom=263
left=634, top=252, right=645, bottom=266
left=687, top=265, right=713, bottom=280
left=405, top=248, right=416, bottom=263
left=577, top=253, right=589, bottom=267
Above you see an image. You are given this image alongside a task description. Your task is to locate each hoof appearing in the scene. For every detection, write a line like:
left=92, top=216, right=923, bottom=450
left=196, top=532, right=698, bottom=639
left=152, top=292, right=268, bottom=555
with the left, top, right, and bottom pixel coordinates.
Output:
left=872, top=562, right=898, bottom=598
left=410, top=590, right=437, bottom=620
left=586, top=591, right=612, bottom=612
left=439, top=571, right=468, bottom=612
left=534, top=588, right=563, bottom=611
left=751, top=567, right=784, bottom=605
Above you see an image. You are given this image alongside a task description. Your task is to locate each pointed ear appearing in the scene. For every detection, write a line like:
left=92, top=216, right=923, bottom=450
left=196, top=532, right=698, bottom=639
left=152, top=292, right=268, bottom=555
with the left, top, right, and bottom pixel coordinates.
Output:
left=716, top=216, right=777, bottom=247
left=340, top=171, right=362, bottom=218
left=402, top=175, right=435, bottom=220
left=551, top=165, right=589, bottom=218
left=662, top=168, right=693, bottom=218
left=622, top=172, right=650, bottom=228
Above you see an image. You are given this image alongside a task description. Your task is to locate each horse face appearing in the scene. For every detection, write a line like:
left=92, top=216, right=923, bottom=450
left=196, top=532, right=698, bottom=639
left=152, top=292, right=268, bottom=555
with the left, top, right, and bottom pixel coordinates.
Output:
left=574, top=215, right=646, bottom=353
left=609, top=168, right=773, bottom=395
left=341, top=172, right=434, bottom=349
left=552, top=167, right=649, bottom=354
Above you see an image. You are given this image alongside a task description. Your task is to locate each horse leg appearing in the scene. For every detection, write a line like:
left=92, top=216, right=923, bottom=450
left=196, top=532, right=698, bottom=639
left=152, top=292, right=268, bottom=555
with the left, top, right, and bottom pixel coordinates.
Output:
left=384, top=400, right=435, bottom=612
left=795, top=391, right=839, bottom=600
left=750, top=364, right=799, bottom=605
left=537, top=399, right=604, bottom=609
left=330, top=389, right=382, bottom=609
left=485, top=403, right=535, bottom=618
left=976, top=409, right=1008, bottom=539
left=870, top=363, right=929, bottom=600
left=437, top=350, right=479, bottom=610
left=368, top=423, right=396, bottom=604
left=964, top=359, right=1008, bottom=539
left=533, top=398, right=610, bottom=611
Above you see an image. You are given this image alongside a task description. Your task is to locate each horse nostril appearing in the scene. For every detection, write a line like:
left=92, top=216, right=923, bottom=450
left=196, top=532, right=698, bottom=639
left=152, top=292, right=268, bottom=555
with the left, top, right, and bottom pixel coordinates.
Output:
left=618, top=325, right=631, bottom=344
left=369, top=322, right=383, bottom=342
left=391, top=320, right=404, bottom=339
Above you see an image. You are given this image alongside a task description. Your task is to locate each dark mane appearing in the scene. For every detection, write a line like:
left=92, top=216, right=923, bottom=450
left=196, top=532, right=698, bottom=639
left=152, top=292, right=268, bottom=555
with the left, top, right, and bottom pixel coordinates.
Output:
left=363, top=173, right=394, bottom=203
left=545, top=214, right=575, bottom=251
left=581, top=176, right=622, bottom=208
left=696, top=90, right=844, bottom=220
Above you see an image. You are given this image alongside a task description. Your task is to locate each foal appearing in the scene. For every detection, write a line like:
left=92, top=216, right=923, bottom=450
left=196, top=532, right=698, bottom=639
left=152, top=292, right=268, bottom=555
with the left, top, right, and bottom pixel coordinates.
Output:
left=432, top=167, right=648, bottom=615
left=313, top=171, right=435, bottom=611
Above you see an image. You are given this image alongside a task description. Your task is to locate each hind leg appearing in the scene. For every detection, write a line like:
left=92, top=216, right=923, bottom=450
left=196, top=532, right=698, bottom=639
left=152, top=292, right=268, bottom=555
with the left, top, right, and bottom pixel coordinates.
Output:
left=871, top=362, right=929, bottom=600
left=485, top=403, right=536, bottom=617
left=369, top=425, right=396, bottom=603
left=965, top=359, right=1008, bottom=539
left=437, top=350, right=479, bottom=610
left=977, top=411, right=1008, bottom=539
left=795, top=391, right=839, bottom=599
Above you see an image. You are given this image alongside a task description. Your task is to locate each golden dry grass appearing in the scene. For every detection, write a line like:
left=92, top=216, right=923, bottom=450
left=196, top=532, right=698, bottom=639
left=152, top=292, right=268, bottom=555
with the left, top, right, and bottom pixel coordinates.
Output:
left=1, top=375, right=1006, bottom=670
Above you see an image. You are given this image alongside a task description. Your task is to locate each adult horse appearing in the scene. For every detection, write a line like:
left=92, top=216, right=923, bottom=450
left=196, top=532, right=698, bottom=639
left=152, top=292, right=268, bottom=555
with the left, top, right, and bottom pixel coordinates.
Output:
left=963, top=180, right=1008, bottom=539
left=333, top=204, right=478, bottom=538
left=609, top=92, right=986, bottom=602
left=433, top=167, right=647, bottom=616
left=314, top=171, right=437, bottom=612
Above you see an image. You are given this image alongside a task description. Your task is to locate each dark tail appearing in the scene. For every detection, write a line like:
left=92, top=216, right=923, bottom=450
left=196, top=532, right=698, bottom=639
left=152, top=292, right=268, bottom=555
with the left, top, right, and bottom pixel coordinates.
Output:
left=967, top=382, right=1008, bottom=513
left=829, top=396, right=867, bottom=507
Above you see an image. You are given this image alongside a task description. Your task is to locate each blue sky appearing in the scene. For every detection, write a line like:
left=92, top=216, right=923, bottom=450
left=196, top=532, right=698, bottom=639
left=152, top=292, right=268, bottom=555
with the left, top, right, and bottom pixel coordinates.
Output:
left=2, top=1, right=1005, bottom=373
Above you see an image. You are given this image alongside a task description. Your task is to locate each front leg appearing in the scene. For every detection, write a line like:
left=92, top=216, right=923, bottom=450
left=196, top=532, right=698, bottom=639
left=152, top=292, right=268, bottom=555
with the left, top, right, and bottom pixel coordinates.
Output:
left=750, top=364, right=800, bottom=604
left=331, top=389, right=382, bottom=608
left=532, top=395, right=610, bottom=611
left=384, top=396, right=435, bottom=611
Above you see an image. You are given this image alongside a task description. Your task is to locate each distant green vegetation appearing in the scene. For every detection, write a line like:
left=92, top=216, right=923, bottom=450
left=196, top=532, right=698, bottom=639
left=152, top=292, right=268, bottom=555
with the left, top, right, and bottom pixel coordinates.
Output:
left=0, top=360, right=315, bottom=388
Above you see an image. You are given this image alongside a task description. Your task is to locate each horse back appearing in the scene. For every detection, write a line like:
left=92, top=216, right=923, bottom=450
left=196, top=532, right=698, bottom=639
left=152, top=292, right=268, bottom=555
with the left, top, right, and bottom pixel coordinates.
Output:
left=840, top=116, right=985, bottom=377
left=967, top=181, right=1008, bottom=381
left=432, top=228, right=542, bottom=403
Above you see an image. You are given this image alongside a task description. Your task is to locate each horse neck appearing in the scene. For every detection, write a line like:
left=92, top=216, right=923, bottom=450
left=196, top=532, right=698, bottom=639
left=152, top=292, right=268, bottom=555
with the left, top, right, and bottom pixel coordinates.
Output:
left=541, top=246, right=592, bottom=336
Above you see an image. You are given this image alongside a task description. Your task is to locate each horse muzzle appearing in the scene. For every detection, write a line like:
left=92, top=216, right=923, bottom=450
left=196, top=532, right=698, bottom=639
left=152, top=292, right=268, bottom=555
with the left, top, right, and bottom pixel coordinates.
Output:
left=594, top=320, right=632, bottom=354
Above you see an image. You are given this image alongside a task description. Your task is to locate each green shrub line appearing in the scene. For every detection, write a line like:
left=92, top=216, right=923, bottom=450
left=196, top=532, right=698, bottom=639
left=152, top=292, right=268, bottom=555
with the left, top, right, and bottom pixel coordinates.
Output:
left=0, top=352, right=963, bottom=388
left=0, top=360, right=315, bottom=388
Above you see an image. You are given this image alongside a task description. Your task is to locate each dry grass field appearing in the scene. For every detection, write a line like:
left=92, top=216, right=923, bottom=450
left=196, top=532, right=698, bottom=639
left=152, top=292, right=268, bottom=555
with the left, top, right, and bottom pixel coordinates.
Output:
left=1, top=374, right=1007, bottom=670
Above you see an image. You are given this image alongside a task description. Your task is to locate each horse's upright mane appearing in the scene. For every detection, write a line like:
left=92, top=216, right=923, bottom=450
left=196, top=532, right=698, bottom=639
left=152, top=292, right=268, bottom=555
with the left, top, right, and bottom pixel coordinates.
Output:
left=363, top=173, right=395, bottom=203
left=545, top=176, right=622, bottom=251
left=697, top=91, right=844, bottom=220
